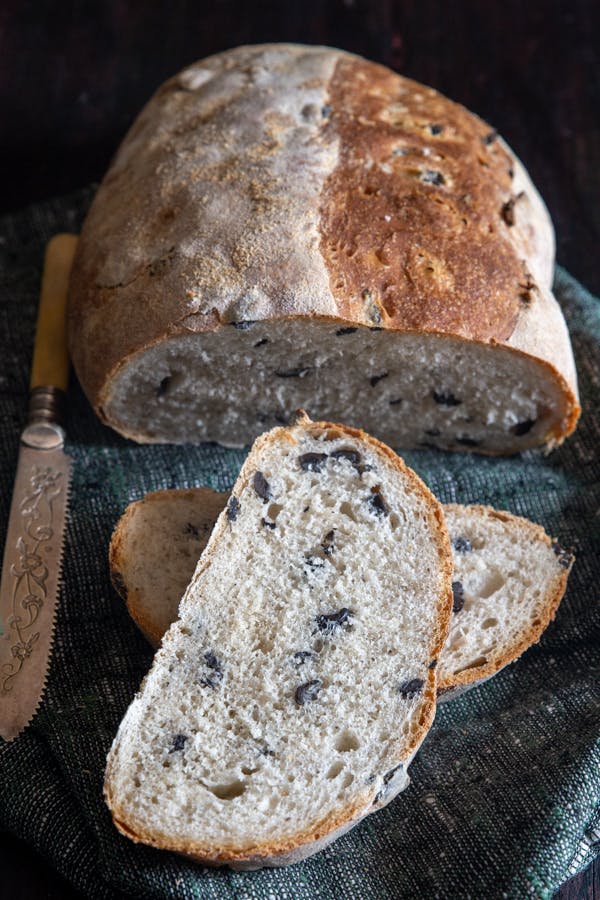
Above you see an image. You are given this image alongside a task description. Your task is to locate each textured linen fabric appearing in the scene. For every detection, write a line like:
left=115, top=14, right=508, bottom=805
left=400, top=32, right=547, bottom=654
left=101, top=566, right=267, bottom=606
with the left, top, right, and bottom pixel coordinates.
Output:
left=0, top=189, right=598, bottom=900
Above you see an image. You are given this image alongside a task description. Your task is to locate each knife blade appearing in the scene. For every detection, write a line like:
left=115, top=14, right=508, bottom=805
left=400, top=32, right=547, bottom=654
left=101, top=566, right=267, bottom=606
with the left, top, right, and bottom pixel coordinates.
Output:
left=0, top=234, right=78, bottom=741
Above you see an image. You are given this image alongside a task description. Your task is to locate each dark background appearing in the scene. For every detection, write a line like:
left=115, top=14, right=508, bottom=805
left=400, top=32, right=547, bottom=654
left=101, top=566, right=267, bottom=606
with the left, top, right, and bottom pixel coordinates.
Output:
left=1, top=1, right=598, bottom=897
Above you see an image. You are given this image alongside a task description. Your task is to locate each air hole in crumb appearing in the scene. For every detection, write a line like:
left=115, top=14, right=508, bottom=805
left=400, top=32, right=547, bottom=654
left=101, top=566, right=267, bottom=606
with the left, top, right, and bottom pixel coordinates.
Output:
left=335, top=729, right=360, bottom=752
left=241, top=765, right=258, bottom=776
left=481, top=618, right=498, bottom=630
left=478, top=571, right=505, bottom=598
left=267, top=502, right=283, bottom=521
left=256, top=636, right=274, bottom=653
left=327, top=761, right=344, bottom=779
left=456, top=656, right=488, bottom=673
left=339, top=501, right=358, bottom=522
left=156, top=375, right=171, bottom=397
left=340, top=772, right=354, bottom=789
left=208, top=780, right=246, bottom=800
left=389, top=513, right=400, bottom=530
left=448, top=635, right=466, bottom=652
left=156, top=372, right=182, bottom=397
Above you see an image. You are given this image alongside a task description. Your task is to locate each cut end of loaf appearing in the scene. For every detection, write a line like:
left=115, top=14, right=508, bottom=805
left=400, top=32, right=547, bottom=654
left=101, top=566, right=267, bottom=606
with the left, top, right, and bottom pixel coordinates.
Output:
left=104, top=418, right=452, bottom=866
left=99, top=323, right=576, bottom=452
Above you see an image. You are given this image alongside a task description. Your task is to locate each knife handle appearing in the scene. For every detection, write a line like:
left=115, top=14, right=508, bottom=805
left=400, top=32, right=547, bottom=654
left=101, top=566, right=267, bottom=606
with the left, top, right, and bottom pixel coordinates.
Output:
left=30, top=234, right=78, bottom=395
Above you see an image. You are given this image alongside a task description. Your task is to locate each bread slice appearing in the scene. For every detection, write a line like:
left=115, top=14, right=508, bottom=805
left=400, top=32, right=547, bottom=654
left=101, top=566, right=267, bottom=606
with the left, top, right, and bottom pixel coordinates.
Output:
left=69, top=44, right=579, bottom=454
left=438, top=503, right=574, bottom=699
left=109, top=488, right=228, bottom=646
left=110, top=490, right=573, bottom=698
left=104, top=415, right=453, bottom=867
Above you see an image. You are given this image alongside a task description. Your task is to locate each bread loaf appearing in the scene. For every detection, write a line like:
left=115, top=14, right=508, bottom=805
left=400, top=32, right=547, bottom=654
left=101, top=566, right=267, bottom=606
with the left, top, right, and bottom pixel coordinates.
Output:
left=69, top=44, right=579, bottom=453
left=104, top=415, right=452, bottom=866
left=110, top=489, right=573, bottom=697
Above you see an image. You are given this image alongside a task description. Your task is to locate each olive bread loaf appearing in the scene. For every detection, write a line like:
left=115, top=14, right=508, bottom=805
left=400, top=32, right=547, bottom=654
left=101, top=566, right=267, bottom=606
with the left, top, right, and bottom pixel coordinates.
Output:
left=69, top=43, right=579, bottom=453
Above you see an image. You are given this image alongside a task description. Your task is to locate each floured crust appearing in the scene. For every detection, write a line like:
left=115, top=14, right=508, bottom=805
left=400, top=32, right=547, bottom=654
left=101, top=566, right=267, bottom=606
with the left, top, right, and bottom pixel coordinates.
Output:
left=69, top=45, right=341, bottom=406
left=104, top=414, right=453, bottom=866
left=68, top=43, right=580, bottom=447
left=437, top=503, right=574, bottom=697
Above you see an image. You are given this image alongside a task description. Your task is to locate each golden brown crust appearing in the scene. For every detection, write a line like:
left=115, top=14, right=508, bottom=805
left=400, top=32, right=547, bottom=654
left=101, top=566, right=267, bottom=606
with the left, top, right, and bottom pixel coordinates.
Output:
left=320, top=57, right=523, bottom=341
left=106, top=787, right=374, bottom=866
left=437, top=503, right=574, bottom=695
left=109, top=500, right=164, bottom=646
left=104, top=416, right=453, bottom=866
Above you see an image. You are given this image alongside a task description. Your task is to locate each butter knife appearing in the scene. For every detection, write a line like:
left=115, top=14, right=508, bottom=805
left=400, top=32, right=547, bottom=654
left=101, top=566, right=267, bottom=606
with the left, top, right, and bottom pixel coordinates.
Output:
left=0, top=234, right=78, bottom=741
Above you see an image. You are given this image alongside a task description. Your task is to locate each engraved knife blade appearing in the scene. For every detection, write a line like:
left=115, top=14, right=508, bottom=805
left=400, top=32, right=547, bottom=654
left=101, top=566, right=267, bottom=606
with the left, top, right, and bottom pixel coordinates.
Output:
left=0, top=234, right=77, bottom=741
left=0, top=436, right=71, bottom=740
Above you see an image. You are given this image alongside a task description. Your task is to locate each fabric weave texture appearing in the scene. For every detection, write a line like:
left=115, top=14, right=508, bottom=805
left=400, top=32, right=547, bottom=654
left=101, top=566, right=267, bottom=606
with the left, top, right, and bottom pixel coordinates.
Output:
left=0, top=189, right=598, bottom=900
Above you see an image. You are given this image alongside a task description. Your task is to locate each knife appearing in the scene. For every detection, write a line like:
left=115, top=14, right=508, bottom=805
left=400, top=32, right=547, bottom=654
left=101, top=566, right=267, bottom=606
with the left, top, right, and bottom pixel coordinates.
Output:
left=0, top=234, right=78, bottom=741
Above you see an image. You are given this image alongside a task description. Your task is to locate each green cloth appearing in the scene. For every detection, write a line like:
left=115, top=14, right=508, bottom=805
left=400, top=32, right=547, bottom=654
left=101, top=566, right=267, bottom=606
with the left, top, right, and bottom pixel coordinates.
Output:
left=0, top=189, right=598, bottom=900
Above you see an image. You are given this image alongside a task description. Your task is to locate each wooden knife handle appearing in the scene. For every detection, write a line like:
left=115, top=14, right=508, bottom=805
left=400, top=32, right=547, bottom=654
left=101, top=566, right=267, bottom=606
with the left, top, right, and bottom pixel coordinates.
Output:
left=30, top=233, right=78, bottom=392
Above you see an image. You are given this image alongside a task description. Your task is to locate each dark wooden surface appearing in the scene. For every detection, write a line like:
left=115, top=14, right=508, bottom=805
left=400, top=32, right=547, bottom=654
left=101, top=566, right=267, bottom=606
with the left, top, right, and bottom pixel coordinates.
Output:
left=0, top=1, right=598, bottom=897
